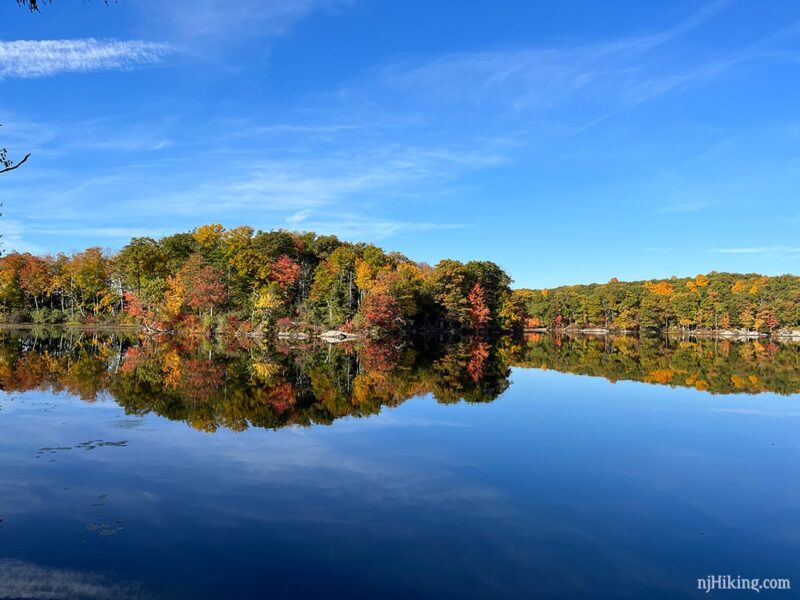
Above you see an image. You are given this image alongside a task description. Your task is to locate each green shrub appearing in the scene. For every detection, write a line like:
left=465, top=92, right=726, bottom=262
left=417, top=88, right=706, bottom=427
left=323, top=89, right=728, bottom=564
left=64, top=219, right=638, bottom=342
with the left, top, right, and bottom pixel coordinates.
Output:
left=48, top=309, right=66, bottom=324
left=31, top=309, right=49, bottom=324
left=3, top=310, right=31, bottom=324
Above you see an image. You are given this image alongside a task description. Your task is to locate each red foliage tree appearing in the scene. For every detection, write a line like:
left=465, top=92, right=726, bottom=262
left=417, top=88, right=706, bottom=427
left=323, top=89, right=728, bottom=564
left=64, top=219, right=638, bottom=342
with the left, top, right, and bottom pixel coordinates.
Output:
left=361, top=293, right=402, bottom=332
left=183, top=263, right=226, bottom=315
left=467, top=282, right=491, bottom=330
left=123, top=291, right=146, bottom=318
left=272, top=255, right=301, bottom=291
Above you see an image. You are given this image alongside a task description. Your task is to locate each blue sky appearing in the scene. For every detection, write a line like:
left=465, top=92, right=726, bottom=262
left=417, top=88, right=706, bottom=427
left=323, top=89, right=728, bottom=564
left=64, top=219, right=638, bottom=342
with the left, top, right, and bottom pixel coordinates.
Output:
left=0, top=0, right=798, bottom=288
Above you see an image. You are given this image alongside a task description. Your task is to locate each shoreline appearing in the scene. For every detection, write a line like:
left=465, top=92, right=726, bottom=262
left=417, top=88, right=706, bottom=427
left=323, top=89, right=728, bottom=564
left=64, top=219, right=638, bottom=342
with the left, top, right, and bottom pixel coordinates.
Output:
left=3, top=322, right=799, bottom=342
left=524, top=327, right=800, bottom=340
left=0, top=323, right=366, bottom=343
left=0, top=323, right=140, bottom=332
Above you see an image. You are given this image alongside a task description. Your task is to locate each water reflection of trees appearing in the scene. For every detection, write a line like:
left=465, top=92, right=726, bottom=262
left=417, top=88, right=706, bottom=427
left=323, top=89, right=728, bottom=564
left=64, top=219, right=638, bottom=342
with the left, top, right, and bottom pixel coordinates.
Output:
left=516, top=333, right=800, bottom=395
left=1, top=331, right=798, bottom=433
left=0, top=331, right=511, bottom=432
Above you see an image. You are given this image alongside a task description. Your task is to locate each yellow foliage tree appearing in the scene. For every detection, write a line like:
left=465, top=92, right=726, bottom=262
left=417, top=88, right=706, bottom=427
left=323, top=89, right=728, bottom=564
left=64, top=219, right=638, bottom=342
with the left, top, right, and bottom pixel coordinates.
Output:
left=646, top=281, right=674, bottom=296
left=164, top=275, right=185, bottom=319
left=255, top=288, right=283, bottom=312
left=193, top=223, right=224, bottom=250
left=355, top=259, right=377, bottom=295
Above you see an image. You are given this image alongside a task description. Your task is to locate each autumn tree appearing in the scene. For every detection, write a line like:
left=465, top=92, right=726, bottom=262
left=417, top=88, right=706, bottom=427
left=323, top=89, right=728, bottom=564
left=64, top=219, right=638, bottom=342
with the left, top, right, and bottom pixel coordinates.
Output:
left=116, top=237, right=166, bottom=296
left=467, top=283, right=491, bottom=330
left=310, top=246, right=358, bottom=326
left=272, top=255, right=301, bottom=292
left=176, top=254, right=226, bottom=317
left=431, top=259, right=512, bottom=331
left=430, top=259, right=471, bottom=327
left=61, top=248, right=115, bottom=317
left=361, top=293, right=402, bottom=334
left=18, top=254, right=51, bottom=310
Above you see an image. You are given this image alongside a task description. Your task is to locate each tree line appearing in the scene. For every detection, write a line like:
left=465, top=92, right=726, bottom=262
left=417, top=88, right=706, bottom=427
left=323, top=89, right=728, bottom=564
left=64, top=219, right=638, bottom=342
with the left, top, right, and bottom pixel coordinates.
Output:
left=515, top=272, right=800, bottom=334
left=0, top=224, right=522, bottom=336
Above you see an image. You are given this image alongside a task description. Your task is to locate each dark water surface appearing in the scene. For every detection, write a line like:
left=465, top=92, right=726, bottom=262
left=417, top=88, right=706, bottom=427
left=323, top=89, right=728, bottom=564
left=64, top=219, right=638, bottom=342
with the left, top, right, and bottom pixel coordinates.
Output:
left=0, top=331, right=799, bottom=599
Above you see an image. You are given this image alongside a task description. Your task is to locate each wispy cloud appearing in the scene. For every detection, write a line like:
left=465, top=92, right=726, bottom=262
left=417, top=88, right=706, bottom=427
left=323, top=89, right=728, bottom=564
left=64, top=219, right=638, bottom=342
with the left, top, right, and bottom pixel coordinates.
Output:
left=283, top=212, right=467, bottom=240
left=23, top=226, right=175, bottom=240
left=223, top=122, right=363, bottom=143
left=657, top=202, right=709, bottom=214
left=0, top=130, right=500, bottom=246
left=0, top=219, right=43, bottom=254
left=137, top=0, right=351, bottom=42
left=375, top=2, right=796, bottom=117
left=712, top=246, right=800, bottom=255
left=0, top=39, right=172, bottom=79
left=220, top=166, right=399, bottom=210
left=286, top=209, right=313, bottom=224
left=112, top=136, right=511, bottom=220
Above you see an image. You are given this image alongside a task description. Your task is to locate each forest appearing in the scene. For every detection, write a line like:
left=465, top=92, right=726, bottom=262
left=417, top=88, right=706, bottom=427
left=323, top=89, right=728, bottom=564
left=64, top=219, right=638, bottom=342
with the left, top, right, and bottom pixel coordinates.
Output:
left=515, top=272, right=800, bottom=335
left=0, top=224, right=521, bottom=336
left=3, top=225, right=800, bottom=338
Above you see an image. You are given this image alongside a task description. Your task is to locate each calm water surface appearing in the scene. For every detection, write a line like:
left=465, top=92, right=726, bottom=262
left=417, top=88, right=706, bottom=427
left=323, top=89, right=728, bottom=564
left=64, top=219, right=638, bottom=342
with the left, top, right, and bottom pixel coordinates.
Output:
left=0, top=331, right=798, bottom=599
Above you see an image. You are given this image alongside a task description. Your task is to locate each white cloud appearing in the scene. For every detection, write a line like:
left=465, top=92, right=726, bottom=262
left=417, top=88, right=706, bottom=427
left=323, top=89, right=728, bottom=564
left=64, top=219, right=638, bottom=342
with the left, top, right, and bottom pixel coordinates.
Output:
left=0, top=39, right=172, bottom=79
left=286, top=209, right=313, bottom=224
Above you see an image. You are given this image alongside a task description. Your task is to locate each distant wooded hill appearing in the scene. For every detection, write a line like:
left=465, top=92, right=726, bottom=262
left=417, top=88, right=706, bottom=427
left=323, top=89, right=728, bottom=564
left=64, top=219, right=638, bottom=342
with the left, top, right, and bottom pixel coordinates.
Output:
left=514, top=272, right=800, bottom=334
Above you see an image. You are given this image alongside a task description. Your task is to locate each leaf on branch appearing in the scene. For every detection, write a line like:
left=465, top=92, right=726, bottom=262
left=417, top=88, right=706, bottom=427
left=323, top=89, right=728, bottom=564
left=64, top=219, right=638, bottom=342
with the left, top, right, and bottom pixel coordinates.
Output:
left=0, top=152, right=31, bottom=174
left=0, top=125, right=31, bottom=174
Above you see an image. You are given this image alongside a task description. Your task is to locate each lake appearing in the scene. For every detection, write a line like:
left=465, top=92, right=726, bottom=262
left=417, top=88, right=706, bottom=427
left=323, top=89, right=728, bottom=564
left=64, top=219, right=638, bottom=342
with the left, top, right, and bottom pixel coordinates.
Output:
left=0, top=330, right=798, bottom=598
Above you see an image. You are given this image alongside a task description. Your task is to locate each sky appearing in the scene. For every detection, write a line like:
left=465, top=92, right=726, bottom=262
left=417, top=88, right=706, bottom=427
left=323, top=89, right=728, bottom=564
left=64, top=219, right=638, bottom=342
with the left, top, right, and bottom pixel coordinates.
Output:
left=0, top=0, right=798, bottom=289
